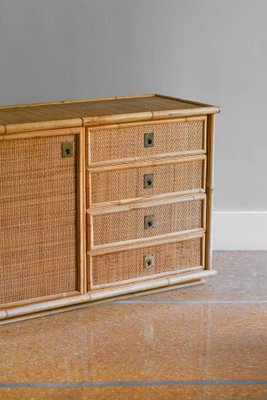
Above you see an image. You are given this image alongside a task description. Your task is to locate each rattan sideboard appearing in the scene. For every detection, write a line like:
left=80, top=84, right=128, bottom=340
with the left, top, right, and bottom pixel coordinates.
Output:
left=0, top=94, right=220, bottom=324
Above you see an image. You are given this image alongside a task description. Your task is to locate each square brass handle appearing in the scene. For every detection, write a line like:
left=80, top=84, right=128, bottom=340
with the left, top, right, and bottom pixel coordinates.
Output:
left=144, top=254, right=154, bottom=269
left=62, top=142, right=73, bottom=158
left=144, top=174, right=154, bottom=189
left=144, top=132, right=154, bottom=147
left=144, top=214, right=155, bottom=229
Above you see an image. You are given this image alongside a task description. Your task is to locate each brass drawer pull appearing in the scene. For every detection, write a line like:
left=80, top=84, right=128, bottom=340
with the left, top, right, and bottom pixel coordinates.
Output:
left=144, top=173, right=154, bottom=189
left=62, top=142, right=73, bottom=158
left=144, top=254, right=154, bottom=269
left=144, top=214, right=155, bottom=229
left=144, top=132, right=154, bottom=147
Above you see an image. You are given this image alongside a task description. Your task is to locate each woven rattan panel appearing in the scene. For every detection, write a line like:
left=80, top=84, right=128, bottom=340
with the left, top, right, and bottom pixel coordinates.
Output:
left=90, top=159, right=204, bottom=204
left=92, top=237, right=203, bottom=287
left=0, top=135, right=78, bottom=304
left=92, top=199, right=203, bottom=247
left=89, top=119, right=205, bottom=164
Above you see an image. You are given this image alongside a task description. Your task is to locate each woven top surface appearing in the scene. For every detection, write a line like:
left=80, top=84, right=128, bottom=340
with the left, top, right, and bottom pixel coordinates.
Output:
left=0, top=94, right=218, bottom=133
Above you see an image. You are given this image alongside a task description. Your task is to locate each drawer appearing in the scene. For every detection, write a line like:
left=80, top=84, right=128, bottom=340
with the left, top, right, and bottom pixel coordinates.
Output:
left=90, top=196, right=205, bottom=248
left=89, top=156, right=206, bottom=205
left=88, top=117, right=206, bottom=165
left=91, top=236, right=204, bottom=288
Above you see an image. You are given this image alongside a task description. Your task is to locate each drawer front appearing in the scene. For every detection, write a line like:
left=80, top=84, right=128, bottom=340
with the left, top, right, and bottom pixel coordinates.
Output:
left=88, top=117, right=206, bottom=164
left=91, top=198, right=205, bottom=247
left=90, top=158, right=205, bottom=205
left=91, top=236, right=204, bottom=288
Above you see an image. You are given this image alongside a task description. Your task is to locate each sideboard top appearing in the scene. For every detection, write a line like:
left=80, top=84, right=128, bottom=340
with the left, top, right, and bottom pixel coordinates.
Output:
left=0, top=94, right=220, bottom=135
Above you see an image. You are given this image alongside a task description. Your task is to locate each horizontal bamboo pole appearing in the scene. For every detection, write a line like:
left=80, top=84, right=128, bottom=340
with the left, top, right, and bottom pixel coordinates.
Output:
left=0, top=127, right=81, bottom=141
left=88, top=193, right=206, bottom=216
left=83, top=112, right=153, bottom=126
left=90, top=229, right=205, bottom=254
left=88, top=150, right=206, bottom=169
left=89, top=189, right=206, bottom=210
left=83, top=108, right=218, bottom=127
left=88, top=154, right=206, bottom=173
left=0, top=270, right=217, bottom=324
left=0, top=291, right=79, bottom=311
left=155, top=93, right=220, bottom=113
left=0, top=279, right=206, bottom=326
left=5, top=119, right=83, bottom=134
left=150, top=107, right=219, bottom=120
left=92, top=266, right=203, bottom=290
left=87, top=115, right=207, bottom=131
left=89, top=231, right=205, bottom=256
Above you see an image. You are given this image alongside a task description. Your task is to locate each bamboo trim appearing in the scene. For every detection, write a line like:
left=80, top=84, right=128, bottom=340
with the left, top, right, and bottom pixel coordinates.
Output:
left=1, top=127, right=82, bottom=141
left=82, top=112, right=153, bottom=126
left=88, top=193, right=206, bottom=216
left=0, top=279, right=206, bottom=326
left=88, top=212, right=94, bottom=290
left=89, top=189, right=206, bottom=210
left=150, top=107, right=219, bottom=120
left=83, top=110, right=214, bottom=127
left=88, top=154, right=206, bottom=173
left=0, top=291, right=79, bottom=311
left=5, top=119, right=83, bottom=134
left=76, top=128, right=87, bottom=294
left=87, top=115, right=207, bottom=131
left=155, top=94, right=220, bottom=112
left=201, top=235, right=206, bottom=268
left=91, top=266, right=203, bottom=290
left=205, top=114, right=215, bottom=269
left=88, top=150, right=206, bottom=168
left=0, top=270, right=217, bottom=324
left=203, top=116, right=207, bottom=152
left=89, top=231, right=205, bottom=257
left=86, top=128, right=93, bottom=291
left=203, top=157, right=207, bottom=193
left=91, top=228, right=205, bottom=253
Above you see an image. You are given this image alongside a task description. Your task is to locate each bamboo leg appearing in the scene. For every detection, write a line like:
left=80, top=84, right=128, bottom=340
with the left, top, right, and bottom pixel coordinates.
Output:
left=205, top=114, right=215, bottom=269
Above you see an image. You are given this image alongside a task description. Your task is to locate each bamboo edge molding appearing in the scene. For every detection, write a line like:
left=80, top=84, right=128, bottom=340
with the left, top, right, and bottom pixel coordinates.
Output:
left=0, top=94, right=220, bottom=324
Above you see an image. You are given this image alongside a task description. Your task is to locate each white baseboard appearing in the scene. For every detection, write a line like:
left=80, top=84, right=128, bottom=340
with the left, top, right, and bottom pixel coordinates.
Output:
left=213, top=211, right=267, bottom=250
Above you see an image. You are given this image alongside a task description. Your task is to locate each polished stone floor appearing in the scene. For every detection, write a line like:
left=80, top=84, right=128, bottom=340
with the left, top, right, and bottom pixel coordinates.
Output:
left=0, top=251, right=266, bottom=399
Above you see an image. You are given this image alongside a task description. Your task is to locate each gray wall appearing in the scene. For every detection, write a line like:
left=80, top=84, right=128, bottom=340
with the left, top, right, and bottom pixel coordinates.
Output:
left=0, top=0, right=266, bottom=211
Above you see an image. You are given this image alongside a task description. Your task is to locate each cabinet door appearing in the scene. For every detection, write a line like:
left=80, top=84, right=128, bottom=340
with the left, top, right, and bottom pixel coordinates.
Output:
left=0, top=131, right=84, bottom=306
